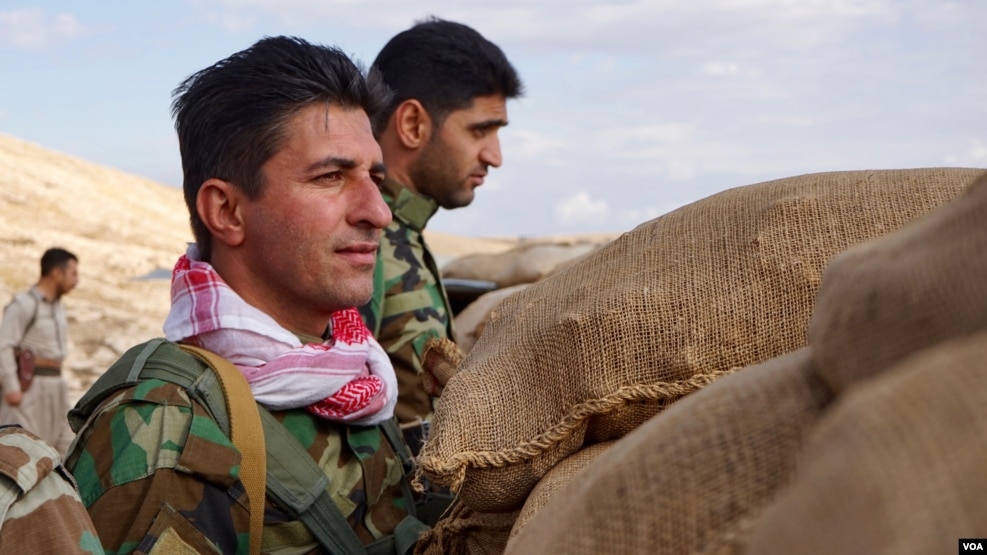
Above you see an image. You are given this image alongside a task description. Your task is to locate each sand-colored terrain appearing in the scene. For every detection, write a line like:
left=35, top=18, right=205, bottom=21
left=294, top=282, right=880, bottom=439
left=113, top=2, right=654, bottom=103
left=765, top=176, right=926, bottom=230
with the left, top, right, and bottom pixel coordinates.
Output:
left=0, top=133, right=561, bottom=402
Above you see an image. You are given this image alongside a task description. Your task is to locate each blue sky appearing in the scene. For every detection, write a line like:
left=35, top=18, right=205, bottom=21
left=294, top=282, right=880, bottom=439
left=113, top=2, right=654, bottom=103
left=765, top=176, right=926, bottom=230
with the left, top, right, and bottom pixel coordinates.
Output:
left=2, top=1, right=985, bottom=238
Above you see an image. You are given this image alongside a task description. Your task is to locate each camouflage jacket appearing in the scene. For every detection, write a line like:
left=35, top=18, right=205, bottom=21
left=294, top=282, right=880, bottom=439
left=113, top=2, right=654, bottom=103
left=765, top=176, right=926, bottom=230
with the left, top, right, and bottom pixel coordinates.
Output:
left=359, top=177, right=454, bottom=424
left=65, top=339, right=414, bottom=555
left=0, top=425, right=104, bottom=554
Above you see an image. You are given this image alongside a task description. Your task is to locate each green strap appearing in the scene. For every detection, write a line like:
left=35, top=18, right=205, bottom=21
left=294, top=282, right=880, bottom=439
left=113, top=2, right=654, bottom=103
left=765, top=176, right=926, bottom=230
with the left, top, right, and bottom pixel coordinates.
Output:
left=260, top=411, right=428, bottom=554
left=258, top=408, right=368, bottom=555
left=380, top=418, right=414, bottom=475
left=364, top=516, right=431, bottom=555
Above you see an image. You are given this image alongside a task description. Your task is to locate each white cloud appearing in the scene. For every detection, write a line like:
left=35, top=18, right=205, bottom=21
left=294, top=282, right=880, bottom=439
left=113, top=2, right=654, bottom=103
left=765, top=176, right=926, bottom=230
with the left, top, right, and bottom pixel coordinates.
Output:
left=203, top=11, right=257, bottom=33
left=194, top=0, right=905, bottom=56
left=944, top=138, right=987, bottom=167
left=702, top=62, right=739, bottom=76
left=754, top=114, right=817, bottom=127
left=507, top=130, right=569, bottom=161
left=555, top=191, right=609, bottom=226
left=0, top=9, right=86, bottom=50
left=617, top=207, right=662, bottom=228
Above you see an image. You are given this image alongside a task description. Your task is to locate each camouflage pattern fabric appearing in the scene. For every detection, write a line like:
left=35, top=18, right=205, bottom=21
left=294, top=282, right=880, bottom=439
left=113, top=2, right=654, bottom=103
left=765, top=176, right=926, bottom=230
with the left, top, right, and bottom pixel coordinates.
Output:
left=360, top=177, right=454, bottom=424
left=66, top=378, right=413, bottom=555
left=0, top=425, right=103, bottom=554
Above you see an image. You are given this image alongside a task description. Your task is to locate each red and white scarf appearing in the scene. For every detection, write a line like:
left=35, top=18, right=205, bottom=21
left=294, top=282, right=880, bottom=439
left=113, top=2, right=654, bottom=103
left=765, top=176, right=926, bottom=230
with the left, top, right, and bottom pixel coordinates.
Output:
left=163, top=246, right=396, bottom=425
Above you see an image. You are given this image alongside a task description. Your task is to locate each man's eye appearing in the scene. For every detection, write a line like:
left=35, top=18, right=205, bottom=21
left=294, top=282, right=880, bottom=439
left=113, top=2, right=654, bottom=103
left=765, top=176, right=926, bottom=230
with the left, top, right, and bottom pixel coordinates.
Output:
left=320, top=171, right=343, bottom=181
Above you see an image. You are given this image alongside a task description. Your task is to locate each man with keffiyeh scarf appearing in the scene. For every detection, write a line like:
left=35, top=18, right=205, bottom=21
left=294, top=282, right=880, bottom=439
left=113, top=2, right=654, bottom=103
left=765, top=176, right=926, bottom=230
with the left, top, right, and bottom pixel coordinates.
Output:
left=64, top=36, right=427, bottom=555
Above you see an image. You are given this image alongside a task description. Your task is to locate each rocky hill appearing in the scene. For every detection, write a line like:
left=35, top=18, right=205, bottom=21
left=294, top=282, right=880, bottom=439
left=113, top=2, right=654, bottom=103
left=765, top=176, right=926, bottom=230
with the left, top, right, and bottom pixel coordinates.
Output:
left=0, top=133, right=518, bottom=402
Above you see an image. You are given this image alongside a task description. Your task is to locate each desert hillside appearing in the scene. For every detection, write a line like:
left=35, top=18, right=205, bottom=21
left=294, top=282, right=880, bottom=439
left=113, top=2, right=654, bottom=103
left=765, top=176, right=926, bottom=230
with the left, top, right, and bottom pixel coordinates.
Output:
left=0, top=133, right=528, bottom=402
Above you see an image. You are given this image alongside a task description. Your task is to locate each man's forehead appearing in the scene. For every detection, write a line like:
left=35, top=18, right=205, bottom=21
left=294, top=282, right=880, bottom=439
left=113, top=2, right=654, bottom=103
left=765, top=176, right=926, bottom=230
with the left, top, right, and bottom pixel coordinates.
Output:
left=450, top=94, right=508, bottom=123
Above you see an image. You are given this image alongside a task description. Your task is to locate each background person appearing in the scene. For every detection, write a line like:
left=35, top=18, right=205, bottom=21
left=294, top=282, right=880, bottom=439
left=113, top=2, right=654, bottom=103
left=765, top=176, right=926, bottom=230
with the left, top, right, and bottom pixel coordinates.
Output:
left=0, top=247, right=78, bottom=455
left=359, top=17, right=524, bottom=436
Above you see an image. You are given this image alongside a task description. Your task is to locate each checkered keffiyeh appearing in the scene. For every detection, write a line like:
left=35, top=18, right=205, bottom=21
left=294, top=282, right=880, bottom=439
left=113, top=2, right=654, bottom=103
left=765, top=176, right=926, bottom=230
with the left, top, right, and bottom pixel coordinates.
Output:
left=163, top=245, right=396, bottom=425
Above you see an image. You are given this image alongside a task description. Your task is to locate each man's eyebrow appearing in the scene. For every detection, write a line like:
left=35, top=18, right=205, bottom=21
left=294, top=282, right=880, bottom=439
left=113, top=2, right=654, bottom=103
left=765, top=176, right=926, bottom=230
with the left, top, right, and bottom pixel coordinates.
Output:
left=307, top=156, right=356, bottom=172
left=468, top=118, right=509, bottom=131
left=306, top=156, right=386, bottom=176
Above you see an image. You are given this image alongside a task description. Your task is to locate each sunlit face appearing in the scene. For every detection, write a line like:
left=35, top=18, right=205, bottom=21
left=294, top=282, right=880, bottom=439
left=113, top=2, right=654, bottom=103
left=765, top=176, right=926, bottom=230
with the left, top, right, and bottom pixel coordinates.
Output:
left=54, top=259, right=78, bottom=298
left=237, top=103, right=391, bottom=326
left=409, top=94, right=508, bottom=209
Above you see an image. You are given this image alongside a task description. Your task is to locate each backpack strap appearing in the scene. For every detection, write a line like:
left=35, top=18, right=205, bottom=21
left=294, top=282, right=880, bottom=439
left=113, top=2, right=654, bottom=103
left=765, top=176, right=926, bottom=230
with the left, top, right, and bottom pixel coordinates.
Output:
left=68, top=339, right=227, bottom=433
left=258, top=408, right=369, bottom=554
left=22, top=292, right=39, bottom=341
left=178, top=344, right=266, bottom=555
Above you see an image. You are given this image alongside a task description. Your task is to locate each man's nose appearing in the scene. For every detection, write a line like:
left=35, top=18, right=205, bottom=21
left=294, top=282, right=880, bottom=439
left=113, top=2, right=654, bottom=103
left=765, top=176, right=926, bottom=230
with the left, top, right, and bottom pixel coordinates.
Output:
left=479, top=136, right=502, bottom=168
left=353, top=180, right=392, bottom=229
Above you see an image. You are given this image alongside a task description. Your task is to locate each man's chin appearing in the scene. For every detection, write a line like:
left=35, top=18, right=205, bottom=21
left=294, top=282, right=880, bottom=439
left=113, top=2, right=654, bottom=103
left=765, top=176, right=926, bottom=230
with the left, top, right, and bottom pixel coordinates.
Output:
left=441, top=190, right=476, bottom=210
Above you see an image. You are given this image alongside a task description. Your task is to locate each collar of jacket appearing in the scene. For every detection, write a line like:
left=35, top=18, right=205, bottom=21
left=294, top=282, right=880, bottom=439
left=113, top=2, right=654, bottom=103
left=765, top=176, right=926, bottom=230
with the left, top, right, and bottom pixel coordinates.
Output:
left=380, top=177, right=439, bottom=233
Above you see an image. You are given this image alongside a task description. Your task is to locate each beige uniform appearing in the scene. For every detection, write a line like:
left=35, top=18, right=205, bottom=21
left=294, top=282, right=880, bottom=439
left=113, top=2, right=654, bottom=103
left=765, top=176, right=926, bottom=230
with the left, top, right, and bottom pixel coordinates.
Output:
left=0, top=288, right=74, bottom=455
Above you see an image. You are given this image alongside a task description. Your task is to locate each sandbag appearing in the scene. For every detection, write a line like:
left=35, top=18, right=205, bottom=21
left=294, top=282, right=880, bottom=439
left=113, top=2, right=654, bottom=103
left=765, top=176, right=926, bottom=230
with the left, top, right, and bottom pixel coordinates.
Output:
left=810, top=173, right=987, bottom=392
left=505, top=349, right=832, bottom=555
left=746, top=330, right=987, bottom=555
left=453, top=284, right=530, bottom=354
left=414, top=501, right=519, bottom=555
left=419, top=168, right=983, bottom=512
left=510, top=441, right=615, bottom=539
left=442, top=241, right=601, bottom=288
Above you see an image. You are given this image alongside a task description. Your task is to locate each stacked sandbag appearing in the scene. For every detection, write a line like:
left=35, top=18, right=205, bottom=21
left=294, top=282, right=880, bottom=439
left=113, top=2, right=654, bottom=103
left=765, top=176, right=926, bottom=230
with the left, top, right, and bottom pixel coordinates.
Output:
left=414, top=442, right=616, bottom=554
left=510, top=441, right=616, bottom=538
left=746, top=332, right=987, bottom=555
left=414, top=503, right=519, bottom=555
left=418, top=168, right=984, bottom=514
left=505, top=174, right=987, bottom=555
left=809, top=173, right=987, bottom=391
left=505, top=349, right=831, bottom=554
left=453, top=284, right=530, bottom=354
left=442, top=241, right=602, bottom=288
left=745, top=174, right=987, bottom=554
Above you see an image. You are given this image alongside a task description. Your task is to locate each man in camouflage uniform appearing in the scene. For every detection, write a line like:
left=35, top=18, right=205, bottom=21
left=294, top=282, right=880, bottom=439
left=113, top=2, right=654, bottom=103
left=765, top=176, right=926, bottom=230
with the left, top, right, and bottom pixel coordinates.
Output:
left=360, top=18, right=524, bottom=427
left=0, top=425, right=103, bottom=554
left=65, top=36, right=425, bottom=554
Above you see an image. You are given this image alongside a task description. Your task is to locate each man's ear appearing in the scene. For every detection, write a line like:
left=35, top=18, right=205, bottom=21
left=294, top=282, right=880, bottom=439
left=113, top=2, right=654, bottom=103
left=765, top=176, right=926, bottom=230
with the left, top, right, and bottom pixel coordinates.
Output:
left=393, top=99, right=432, bottom=150
left=197, top=178, right=246, bottom=247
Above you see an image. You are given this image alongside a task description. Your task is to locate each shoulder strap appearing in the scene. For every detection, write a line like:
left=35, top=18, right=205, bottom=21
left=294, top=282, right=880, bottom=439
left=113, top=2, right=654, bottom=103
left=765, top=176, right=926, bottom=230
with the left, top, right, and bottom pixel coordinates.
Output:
left=15, top=292, right=40, bottom=343
left=258, top=409, right=369, bottom=555
left=178, top=345, right=266, bottom=555
left=158, top=344, right=370, bottom=555
left=69, top=339, right=226, bottom=433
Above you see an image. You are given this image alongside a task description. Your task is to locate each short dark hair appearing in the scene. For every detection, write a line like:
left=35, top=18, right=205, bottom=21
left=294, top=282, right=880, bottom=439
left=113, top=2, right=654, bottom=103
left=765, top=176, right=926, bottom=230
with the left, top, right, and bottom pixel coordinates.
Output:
left=171, top=35, right=392, bottom=259
left=372, top=17, right=523, bottom=134
left=40, top=248, right=77, bottom=277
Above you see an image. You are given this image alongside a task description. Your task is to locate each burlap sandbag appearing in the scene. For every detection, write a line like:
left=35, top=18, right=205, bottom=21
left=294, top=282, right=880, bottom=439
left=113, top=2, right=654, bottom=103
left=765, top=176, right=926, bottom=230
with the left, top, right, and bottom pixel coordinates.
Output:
left=810, top=173, right=987, bottom=392
left=504, top=348, right=832, bottom=555
left=414, top=501, right=520, bottom=555
left=510, top=441, right=616, bottom=539
left=419, top=168, right=983, bottom=512
left=442, top=241, right=601, bottom=288
left=746, top=330, right=987, bottom=555
left=453, top=284, right=531, bottom=354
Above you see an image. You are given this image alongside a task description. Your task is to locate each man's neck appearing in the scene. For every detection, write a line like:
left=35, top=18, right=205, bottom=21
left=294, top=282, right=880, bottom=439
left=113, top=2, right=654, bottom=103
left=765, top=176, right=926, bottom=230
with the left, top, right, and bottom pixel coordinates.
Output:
left=378, top=131, right=420, bottom=195
left=34, top=279, right=59, bottom=302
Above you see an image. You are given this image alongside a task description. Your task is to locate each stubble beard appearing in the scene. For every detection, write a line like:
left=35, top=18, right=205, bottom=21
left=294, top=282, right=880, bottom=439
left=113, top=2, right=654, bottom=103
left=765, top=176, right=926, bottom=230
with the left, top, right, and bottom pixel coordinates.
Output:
left=410, top=139, right=475, bottom=210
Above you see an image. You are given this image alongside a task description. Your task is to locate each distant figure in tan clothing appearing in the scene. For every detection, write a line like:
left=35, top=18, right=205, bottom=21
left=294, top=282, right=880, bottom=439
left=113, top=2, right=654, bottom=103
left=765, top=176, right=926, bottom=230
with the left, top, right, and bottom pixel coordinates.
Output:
left=0, top=248, right=79, bottom=455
